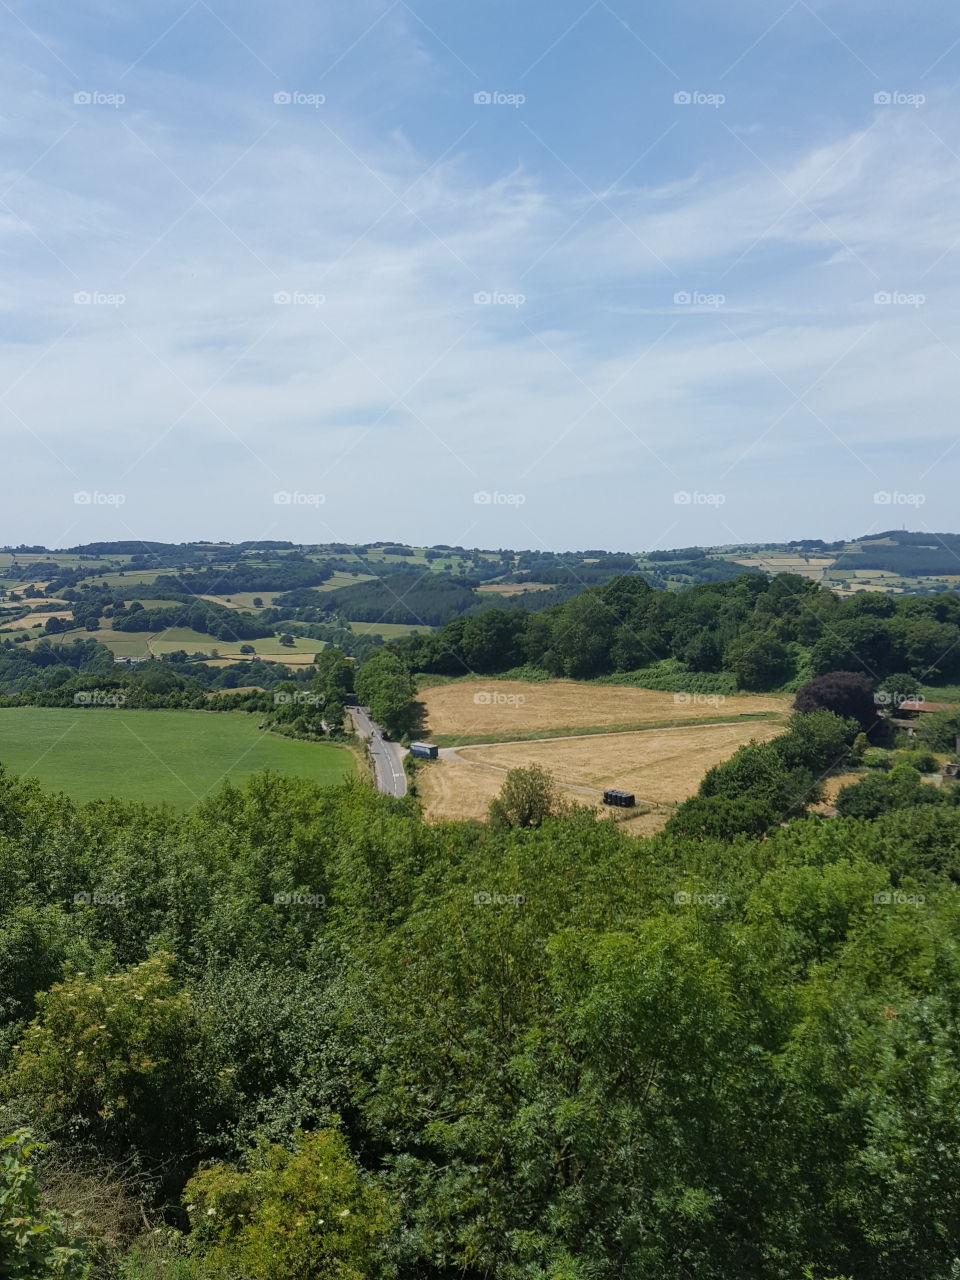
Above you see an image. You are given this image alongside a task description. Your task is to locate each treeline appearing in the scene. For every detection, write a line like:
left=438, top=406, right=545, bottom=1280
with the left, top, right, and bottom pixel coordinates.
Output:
left=108, top=600, right=272, bottom=640
left=5, top=759, right=960, bottom=1276
left=0, top=639, right=308, bottom=700
left=392, top=572, right=960, bottom=689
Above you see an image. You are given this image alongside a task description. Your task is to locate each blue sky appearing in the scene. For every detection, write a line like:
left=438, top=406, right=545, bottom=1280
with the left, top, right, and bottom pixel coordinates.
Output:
left=3, top=0, right=960, bottom=551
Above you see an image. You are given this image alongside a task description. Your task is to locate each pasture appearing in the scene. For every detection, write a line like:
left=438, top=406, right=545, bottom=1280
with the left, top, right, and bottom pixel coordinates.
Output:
left=0, top=707, right=354, bottom=808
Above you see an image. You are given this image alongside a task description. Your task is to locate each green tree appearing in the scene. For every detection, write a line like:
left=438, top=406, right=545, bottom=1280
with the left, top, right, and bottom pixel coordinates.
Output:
left=183, top=1129, right=393, bottom=1280
left=488, top=765, right=565, bottom=829
left=3, top=955, right=228, bottom=1175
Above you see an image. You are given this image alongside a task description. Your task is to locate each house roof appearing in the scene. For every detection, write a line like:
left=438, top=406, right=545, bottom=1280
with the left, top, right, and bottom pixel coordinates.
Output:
left=898, top=700, right=956, bottom=713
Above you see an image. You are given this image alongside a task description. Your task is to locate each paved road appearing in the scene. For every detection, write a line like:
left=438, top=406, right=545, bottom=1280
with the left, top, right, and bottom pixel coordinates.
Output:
left=351, top=706, right=407, bottom=797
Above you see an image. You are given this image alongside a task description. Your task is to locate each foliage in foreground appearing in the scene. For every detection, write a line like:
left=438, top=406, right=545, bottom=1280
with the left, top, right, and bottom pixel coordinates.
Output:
left=0, top=758, right=960, bottom=1277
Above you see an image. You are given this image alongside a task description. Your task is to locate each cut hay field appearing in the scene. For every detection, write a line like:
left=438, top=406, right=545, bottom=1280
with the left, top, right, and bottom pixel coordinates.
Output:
left=476, top=582, right=557, bottom=595
left=347, top=621, right=433, bottom=637
left=0, top=708, right=354, bottom=808
left=1, top=610, right=72, bottom=631
left=419, top=678, right=790, bottom=742
left=418, top=720, right=787, bottom=831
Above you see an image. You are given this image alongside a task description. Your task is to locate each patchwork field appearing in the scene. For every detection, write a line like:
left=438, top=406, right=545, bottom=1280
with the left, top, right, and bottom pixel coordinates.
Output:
left=1, top=611, right=73, bottom=631
left=42, top=626, right=324, bottom=664
left=0, top=708, right=354, bottom=808
left=418, top=720, right=787, bottom=830
left=419, top=678, right=790, bottom=742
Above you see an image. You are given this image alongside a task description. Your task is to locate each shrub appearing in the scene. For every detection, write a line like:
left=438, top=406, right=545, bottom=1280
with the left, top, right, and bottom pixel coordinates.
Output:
left=862, top=749, right=892, bottom=770
left=0, top=1131, right=89, bottom=1279
left=183, top=1129, right=393, bottom=1280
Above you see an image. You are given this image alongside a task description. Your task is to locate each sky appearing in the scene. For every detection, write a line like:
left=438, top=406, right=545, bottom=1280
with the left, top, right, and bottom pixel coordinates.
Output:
left=2, top=0, right=960, bottom=552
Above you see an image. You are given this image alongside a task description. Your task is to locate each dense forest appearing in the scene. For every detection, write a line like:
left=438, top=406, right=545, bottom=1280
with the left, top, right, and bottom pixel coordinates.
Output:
left=394, top=571, right=960, bottom=690
left=3, top=734, right=960, bottom=1278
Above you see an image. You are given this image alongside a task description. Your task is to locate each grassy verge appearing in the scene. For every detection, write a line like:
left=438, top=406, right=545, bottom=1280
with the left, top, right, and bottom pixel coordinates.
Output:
left=430, top=712, right=782, bottom=749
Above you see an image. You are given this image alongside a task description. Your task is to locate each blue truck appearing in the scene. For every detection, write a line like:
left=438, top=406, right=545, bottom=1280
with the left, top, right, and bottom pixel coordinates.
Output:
left=410, top=742, right=439, bottom=760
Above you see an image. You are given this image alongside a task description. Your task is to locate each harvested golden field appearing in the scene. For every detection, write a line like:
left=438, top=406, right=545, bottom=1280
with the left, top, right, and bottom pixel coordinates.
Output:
left=476, top=582, right=558, bottom=595
left=1, top=610, right=72, bottom=631
left=418, top=720, right=787, bottom=827
left=419, top=678, right=789, bottom=740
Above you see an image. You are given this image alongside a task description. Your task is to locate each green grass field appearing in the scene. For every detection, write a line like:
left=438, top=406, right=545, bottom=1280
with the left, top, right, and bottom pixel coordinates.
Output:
left=0, top=708, right=354, bottom=808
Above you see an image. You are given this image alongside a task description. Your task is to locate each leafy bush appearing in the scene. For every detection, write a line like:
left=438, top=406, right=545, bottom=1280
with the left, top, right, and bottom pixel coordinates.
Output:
left=0, top=1131, right=89, bottom=1278
left=863, top=748, right=893, bottom=770
left=183, top=1130, right=393, bottom=1280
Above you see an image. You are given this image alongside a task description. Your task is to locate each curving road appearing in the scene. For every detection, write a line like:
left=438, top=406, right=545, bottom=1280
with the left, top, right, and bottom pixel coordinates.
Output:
left=351, top=705, right=407, bottom=797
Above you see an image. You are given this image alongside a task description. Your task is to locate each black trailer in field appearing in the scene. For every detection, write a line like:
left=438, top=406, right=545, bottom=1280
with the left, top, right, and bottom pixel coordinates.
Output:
left=602, top=788, right=635, bottom=808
